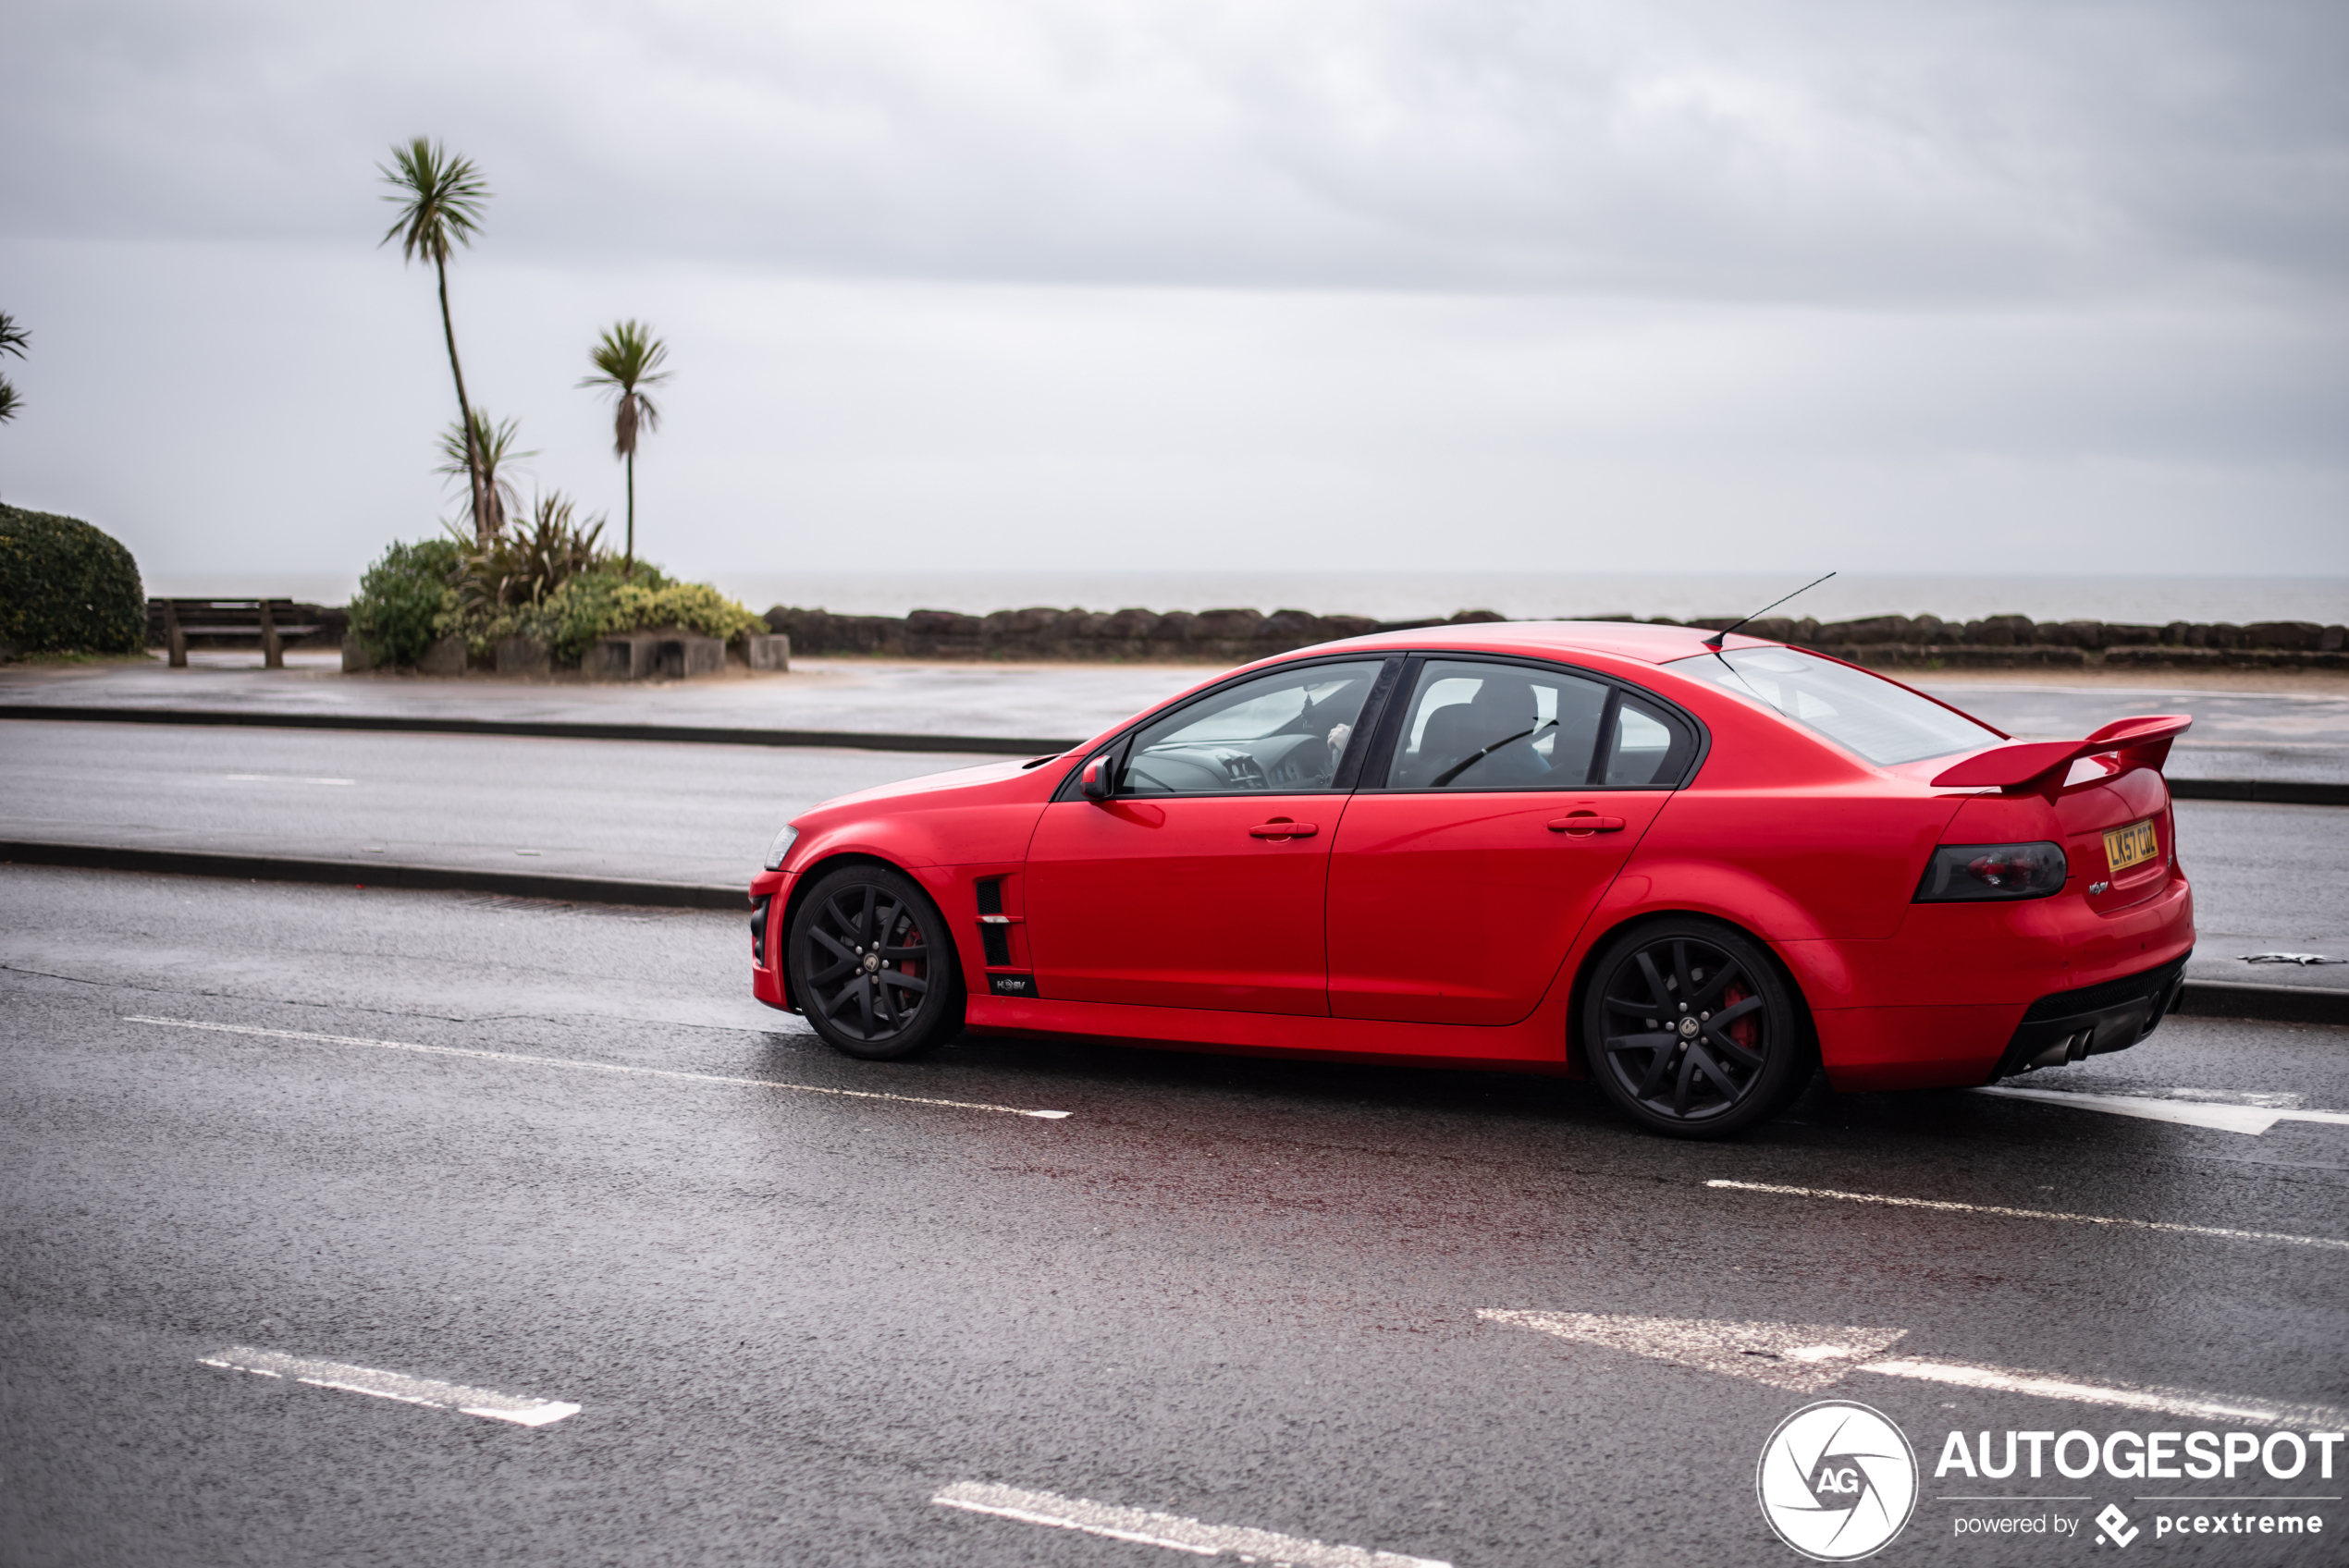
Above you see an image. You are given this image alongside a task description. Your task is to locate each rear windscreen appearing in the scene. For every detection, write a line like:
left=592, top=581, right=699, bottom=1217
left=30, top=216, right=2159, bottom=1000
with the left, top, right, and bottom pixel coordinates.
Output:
left=1667, top=646, right=2001, bottom=766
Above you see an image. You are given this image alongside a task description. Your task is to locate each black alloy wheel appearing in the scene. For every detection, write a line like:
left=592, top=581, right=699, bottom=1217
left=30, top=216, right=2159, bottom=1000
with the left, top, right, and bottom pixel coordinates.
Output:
left=1582, top=918, right=1809, bottom=1138
left=787, top=865, right=965, bottom=1060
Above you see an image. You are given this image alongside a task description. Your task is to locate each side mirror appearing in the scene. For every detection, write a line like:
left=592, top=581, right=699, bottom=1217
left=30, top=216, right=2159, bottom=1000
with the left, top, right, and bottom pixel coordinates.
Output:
left=1080, top=755, right=1114, bottom=801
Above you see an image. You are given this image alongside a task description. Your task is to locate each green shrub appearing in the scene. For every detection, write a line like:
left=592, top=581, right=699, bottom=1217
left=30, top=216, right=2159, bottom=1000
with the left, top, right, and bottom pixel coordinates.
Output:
left=349, top=528, right=761, bottom=671
left=452, top=494, right=604, bottom=626
left=0, top=504, right=145, bottom=655
left=509, top=567, right=766, bottom=666
left=349, top=537, right=461, bottom=667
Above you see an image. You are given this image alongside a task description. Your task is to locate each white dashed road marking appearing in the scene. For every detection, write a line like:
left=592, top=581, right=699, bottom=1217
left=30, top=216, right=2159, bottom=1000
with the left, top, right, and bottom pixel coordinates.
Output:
left=127, top=1015, right=1072, bottom=1120
left=201, top=1346, right=579, bottom=1426
left=1705, top=1179, right=2349, bottom=1251
left=219, top=774, right=355, bottom=786
left=931, top=1482, right=1452, bottom=1568
left=1974, top=1085, right=2349, bottom=1135
left=1484, top=1312, right=2349, bottom=1429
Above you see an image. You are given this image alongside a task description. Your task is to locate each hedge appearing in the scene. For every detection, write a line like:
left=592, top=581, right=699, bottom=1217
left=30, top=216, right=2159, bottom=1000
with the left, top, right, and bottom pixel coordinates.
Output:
left=0, top=504, right=146, bottom=655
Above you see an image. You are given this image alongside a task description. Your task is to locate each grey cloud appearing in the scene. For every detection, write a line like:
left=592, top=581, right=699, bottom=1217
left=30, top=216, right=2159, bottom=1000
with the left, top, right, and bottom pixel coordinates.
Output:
left=6, top=0, right=2343, bottom=300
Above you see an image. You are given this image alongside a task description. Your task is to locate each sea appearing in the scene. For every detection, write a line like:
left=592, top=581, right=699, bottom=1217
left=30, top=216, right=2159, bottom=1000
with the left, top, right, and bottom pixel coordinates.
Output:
left=157, top=571, right=2349, bottom=629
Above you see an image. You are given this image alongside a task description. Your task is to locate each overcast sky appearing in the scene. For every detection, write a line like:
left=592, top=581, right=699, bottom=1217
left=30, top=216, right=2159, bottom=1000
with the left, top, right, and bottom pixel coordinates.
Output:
left=3, top=0, right=2343, bottom=594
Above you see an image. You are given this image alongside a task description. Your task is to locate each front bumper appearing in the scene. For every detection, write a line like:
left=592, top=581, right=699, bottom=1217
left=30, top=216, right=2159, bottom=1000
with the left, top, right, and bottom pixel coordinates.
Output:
left=1991, top=955, right=2189, bottom=1078
left=750, top=868, right=793, bottom=1012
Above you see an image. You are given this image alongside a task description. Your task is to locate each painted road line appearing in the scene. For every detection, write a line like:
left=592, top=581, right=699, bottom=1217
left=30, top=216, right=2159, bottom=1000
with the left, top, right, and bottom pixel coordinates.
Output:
left=1478, top=1309, right=1909, bottom=1393
left=200, top=1345, right=579, bottom=1426
left=1482, top=1312, right=2349, bottom=1430
left=1973, top=1086, right=2349, bottom=1135
left=220, top=774, right=355, bottom=786
left=1704, top=1179, right=2349, bottom=1251
left=1974, top=1086, right=2280, bottom=1134
left=1857, top=1359, right=2349, bottom=1429
left=127, top=1015, right=1071, bottom=1120
left=931, top=1483, right=1450, bottom=1568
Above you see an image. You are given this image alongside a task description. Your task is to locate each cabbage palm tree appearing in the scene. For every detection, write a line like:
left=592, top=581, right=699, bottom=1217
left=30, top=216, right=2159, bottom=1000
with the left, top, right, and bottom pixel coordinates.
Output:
left=435, top=410, right=531, bottom=537
left=379, top=139, right=494, bottom=544
left=580, top=321, right=670, bottom=573
left=0, top=312, right=26, bottom=423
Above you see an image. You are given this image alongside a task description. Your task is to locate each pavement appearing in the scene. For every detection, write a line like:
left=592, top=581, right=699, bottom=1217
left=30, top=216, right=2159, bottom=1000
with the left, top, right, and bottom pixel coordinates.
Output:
left=6, top=652, right=2348, bottom=781
left=5, top=864, right=2345, bottom=1567
left=0, top=652, right=1200, bottom=750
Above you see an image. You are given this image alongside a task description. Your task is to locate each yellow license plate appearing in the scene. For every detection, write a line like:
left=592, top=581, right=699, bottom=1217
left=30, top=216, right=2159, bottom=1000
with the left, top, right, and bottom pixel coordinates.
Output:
left=2104, top=818, right=2159, bottom=875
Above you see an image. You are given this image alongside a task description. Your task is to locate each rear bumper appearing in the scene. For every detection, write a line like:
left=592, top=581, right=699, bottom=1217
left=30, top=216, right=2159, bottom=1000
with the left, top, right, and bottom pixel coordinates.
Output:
left=1792, top=873, right=2195, bottom=1091
left=1989, top=955, right=2188, bottom=1078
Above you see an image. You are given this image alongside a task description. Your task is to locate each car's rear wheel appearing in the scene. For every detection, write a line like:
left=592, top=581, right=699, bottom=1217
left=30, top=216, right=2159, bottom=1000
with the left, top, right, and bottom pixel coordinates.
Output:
left=787, top=864, right=965, bottom=1060
left=1582, top=918, right=1809, bottom=1138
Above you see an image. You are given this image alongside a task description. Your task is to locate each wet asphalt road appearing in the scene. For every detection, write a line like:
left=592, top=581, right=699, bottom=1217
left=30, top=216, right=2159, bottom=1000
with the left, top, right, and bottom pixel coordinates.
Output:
left=4, top=718, right=2344, bottom=986
left=0, top=719, right=998, bottom=888
left=5, top=866, right=2346, bottom=1567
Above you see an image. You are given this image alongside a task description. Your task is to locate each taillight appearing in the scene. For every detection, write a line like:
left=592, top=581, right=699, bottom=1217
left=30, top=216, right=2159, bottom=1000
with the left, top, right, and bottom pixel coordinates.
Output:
left=1913, top=840, right=2067, bottom=902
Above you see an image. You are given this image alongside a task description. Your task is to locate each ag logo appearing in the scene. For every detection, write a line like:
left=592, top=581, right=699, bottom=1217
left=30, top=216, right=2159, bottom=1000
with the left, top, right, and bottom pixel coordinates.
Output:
left=1756, top=1401, right=1919, bottom=1562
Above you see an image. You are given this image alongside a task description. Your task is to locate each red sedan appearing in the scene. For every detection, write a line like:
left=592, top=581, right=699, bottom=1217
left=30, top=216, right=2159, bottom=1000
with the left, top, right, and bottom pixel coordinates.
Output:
left=749, top=622, right=2194, bottom=1137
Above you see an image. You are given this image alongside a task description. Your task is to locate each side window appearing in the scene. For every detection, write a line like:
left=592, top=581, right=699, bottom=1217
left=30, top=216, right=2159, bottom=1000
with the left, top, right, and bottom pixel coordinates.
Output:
left=1120, top=660, right=1387, bottom=796
left=1603, top=692, right=1699, bottom=786
left=1382, top=660, right=1612, bottom=790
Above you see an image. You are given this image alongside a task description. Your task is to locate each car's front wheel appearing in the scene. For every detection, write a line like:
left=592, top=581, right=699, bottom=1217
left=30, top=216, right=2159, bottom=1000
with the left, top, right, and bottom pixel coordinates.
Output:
left=786, top=864, right=965, bottom=1060
left=1582, top=918, right=1810, bottom=1138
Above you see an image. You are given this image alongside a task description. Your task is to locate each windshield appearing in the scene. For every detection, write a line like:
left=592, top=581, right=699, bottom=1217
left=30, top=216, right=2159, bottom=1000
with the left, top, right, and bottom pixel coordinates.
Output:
left=1668, top=646, right=2000, bottom=766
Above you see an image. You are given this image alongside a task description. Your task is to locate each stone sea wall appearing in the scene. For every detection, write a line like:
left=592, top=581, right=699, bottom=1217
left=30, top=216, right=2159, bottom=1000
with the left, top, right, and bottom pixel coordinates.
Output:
left=763, top=604, right=2349, bottom=669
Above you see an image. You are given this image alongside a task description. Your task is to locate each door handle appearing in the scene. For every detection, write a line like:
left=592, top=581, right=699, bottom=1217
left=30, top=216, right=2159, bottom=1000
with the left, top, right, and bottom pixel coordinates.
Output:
left=1248, top=821, right=1318, bottom=839
left=1548, top=814, right=1625, bottom=834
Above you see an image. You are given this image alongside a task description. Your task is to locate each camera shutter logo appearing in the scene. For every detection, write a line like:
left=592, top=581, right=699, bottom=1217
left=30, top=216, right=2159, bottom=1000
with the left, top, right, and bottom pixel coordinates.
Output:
left=1756, top=1401, right=1919, bottom=1561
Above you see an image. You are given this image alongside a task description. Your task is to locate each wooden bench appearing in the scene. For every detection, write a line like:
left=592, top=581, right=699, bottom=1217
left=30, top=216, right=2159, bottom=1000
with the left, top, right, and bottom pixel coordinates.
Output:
left=149, top=599, right=335, bottom=669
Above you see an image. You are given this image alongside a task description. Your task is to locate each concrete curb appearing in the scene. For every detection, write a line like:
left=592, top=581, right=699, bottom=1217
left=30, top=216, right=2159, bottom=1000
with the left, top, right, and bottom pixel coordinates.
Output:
left=2167, top=778, right=2349, bottom=807
left=0, top=703, right=1078, bottom=758
left=2174, top=979, right=2349, bottom=1027
left=8, top=838, right=2347, bottom=1026
left=0, top=840, right=744, bottom=911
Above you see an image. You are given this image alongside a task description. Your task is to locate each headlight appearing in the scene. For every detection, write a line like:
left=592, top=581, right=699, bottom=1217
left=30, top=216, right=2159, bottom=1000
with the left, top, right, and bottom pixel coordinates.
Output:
left=763, top=825, right=800, bottom=872
left=1913, top=840, right=2067, bottom=902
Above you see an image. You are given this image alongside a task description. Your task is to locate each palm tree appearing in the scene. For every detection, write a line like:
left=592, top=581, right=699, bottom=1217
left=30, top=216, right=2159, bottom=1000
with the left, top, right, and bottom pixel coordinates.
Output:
left=0, top=312, right=27, bottom=423
left=379, top=139, right=494, bottom=544
left=436, top=410, right=532, bottom=537
left=580, top=321, right=670, bottom=573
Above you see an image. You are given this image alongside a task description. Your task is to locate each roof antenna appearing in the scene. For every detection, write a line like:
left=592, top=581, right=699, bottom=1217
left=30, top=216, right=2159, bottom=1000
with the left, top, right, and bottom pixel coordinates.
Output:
left=1703, top=571, right=1837, bottom=650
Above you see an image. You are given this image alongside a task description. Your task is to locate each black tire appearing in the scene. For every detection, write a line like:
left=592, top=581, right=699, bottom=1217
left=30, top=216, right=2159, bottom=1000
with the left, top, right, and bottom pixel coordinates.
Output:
left=1581, top=917, right=1811, bottom=1139
left=786, top=864, right=965, bottom=1061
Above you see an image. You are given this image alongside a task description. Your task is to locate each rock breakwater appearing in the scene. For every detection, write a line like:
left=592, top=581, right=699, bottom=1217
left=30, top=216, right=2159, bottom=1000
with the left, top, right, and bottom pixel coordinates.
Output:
left=761, top=604, right=2348, bottom=669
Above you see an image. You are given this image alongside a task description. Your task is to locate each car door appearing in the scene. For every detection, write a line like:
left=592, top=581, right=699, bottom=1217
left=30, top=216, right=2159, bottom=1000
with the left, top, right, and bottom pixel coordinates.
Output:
left=1325, top=657, right=1701, bottom=1025
left=1024, top=657, right=1396, bottom=1015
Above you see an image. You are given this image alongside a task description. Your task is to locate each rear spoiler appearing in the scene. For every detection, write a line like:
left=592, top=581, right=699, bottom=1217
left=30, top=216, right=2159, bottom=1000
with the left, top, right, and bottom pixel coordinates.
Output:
left=1930, top=715, right=2192, bottom=790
